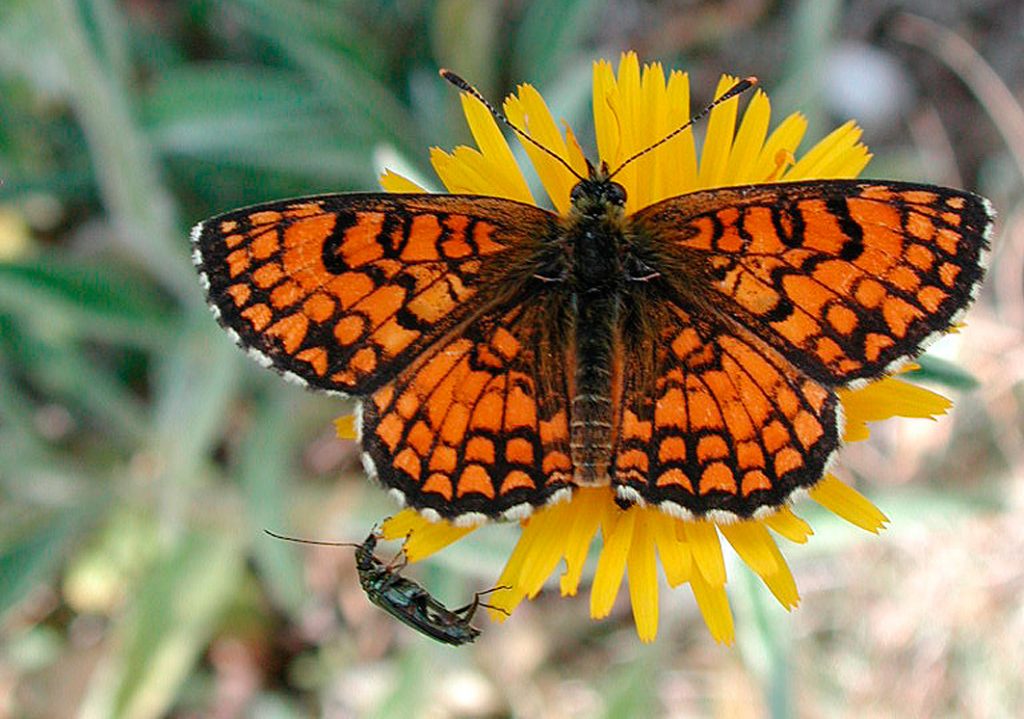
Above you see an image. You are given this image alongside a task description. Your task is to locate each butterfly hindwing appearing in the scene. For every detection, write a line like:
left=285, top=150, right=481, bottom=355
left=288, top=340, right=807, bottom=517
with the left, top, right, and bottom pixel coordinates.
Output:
left=192, top=193, right=559, bottom=395
left=360, top=299, right=575, bottom=522
left=612, top=300, right=840, bottom=518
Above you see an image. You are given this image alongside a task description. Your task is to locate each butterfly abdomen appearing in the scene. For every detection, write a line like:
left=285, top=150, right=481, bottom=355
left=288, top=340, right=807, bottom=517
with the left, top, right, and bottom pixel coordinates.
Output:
left=571, top=294, right=619, bottom=483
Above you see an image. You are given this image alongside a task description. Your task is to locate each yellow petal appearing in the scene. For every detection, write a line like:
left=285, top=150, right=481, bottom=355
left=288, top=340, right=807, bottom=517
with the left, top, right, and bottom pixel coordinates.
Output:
left=720, top=521, right=800, bottom=609
left=560, top=488, right=607, bottom=596
left=696, top=75, right=741, bottom=189
left=840, top=377, right=952, bottom=442
left=690, top=569, right=735, bottom=644
left=401, top=520, right=477, bottom=562
left=590, top=509, right=635, bottom=619
left=518, top=503, right=573, bottom=598
left=809, top=474, right=889, bottom=533
left=592, top=59, right=620, bottom=170
left=562, top=123, right=589, bottom=178
left=334, top=415, right=356, bottom=440
left=627, top=517, right=659, bottom=642
left=488, top=524, right=539, bottom=620
left=634, top=62, right=668, bottom=208
left=461, top=93, right=533, bottom=202
left=504, top=85, right=578, bottom=213
left=761, top=506, right=814, bottom=544
left=753, top=112, right=807, bottom=181
left=682, top=520, right=726, bottom=587
left=758, top=546, right=800, bottom=610
left=431, top=146, right=529, bottom=200
left=611, top=53, right=642, bottom=209
left=381, top=509, right=429, bottom=539
left=785, top=120, right=866, bottom=180
left=723, top=90, right=771, bottom=184
left=718, top=520, right=780, bottom=579
left=817, top=142, right=872, bottom=179
left=651, top=512, right=692, bottom=586
left=661, top=69, right=697, bottom=198
left=379, top=170, right=426, bottom=193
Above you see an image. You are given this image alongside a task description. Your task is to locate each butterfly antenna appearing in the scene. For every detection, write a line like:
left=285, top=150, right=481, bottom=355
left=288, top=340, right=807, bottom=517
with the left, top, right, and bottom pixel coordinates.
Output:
left=440, top=69, right=586, bottom=182
left=607, top=76, right=759, bottom=181
left=264, top=529, right=360, bottom=548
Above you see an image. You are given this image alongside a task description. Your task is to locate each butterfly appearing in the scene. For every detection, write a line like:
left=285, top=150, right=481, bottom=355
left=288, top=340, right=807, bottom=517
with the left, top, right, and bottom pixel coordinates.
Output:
left=193, top=73, right=992, bottom=525
left=266, top=529, right=505, bottom=645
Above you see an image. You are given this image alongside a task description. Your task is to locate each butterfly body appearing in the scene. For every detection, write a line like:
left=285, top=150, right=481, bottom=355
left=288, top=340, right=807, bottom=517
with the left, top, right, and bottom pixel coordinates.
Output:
left=193, top=177, right=990, bottom=524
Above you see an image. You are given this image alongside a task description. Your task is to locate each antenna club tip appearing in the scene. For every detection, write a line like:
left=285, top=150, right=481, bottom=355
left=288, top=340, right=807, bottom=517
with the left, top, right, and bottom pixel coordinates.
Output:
left=744, top=76, right=759, bottom=87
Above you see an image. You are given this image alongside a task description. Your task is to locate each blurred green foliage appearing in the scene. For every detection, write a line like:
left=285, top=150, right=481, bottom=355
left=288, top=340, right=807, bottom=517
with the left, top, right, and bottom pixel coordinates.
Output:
left=1, top=1, right=1018, bottom=717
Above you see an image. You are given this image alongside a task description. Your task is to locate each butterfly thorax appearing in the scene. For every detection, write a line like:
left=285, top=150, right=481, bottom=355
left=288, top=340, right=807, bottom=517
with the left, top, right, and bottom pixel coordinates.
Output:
left=564, top=176, right=629, bottom=485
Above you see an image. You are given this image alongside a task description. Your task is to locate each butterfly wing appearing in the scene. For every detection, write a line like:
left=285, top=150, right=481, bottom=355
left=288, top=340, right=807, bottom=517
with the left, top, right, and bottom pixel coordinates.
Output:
left=613, top=299, right=839, bottom=518
left=360, top=298, right=575, bottom=522
left=192, top=193, right=559, bottom=395
left=614, top=180, right=991, bottom=517
left=631, top=180, right=992, bottom=386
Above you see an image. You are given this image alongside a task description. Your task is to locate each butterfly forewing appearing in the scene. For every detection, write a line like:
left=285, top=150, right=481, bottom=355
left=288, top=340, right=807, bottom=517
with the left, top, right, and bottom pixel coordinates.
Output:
left=631, top=180, right=991, bottom=386
left=192, top=193, right=558, bottom=395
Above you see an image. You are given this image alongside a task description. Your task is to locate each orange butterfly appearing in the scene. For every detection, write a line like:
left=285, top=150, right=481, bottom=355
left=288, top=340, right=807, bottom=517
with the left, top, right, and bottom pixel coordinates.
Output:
left=192, top=74, right=991, bottom=524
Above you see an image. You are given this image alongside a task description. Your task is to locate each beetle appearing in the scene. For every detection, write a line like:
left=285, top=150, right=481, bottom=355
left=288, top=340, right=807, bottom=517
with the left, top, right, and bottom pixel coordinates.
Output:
left=265, top=528, right=507, bottom=645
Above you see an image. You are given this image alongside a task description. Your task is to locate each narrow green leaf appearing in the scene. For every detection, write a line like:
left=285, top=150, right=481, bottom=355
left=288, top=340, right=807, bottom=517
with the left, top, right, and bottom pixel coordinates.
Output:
left=149, top=316, right=242, bottom=527
left=431, top=0, right=501, bottom=99
left=240, top=387, right=306, bottom=614
left=7, top=328, right=148, bottom=443
left=599, top=643, right=664, bottom=719
left=230, top=0, right=388, bottom=77
left=0, top=506, right=88, bottom=618
left=237, top=18, right=421, bottom=160
left=42, top=0, right=197, bottom=305
left=775, top=0, right=842, bottom=137
left=907, top=355, right=980, bottom=390
left=78, top=531, right=245, bottom=719
left=371, top=649, right=429, bottom=719
left=512, top=0, right=607, bottom=89
left=0, top=258, right=174, bottom=347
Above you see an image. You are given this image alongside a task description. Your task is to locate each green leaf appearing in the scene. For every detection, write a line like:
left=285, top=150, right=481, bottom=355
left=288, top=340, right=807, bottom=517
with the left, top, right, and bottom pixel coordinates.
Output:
left=4, top=326, right=148, bottom=444
left=229, top=0, right=388, bottom=77
left=0, top=506, right=89, bottom=619
left=234, top=11, right=421, bottom=160
left=148, top=316, right=242, bottom=516
left=0, top=258, right=174, bottom=348
left=240, top=387, right=306, bottom=615
left=907, top=355, right=980, bottom=390
left=512, top=0, right=607, bottom=89
left=78, top=531, right=245, bottom=719
left=775, top=0, right=842, bottom=138
left=143, top=64, right=327, bottom=146
left=599, top=644, right=664, bottom=719
left=431, top=0, right=501, bottom=99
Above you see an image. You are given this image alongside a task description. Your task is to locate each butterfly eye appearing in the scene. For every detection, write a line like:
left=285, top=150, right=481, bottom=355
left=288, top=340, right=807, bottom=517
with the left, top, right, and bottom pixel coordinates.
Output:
left=570, top=182, right=587, bottom=204
left=608, top=182, right=627, bottom=206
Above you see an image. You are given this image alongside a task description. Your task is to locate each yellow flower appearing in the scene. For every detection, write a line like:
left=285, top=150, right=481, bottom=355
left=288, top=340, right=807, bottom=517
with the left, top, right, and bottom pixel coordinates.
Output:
left=345, top=53, right=956, bottom=643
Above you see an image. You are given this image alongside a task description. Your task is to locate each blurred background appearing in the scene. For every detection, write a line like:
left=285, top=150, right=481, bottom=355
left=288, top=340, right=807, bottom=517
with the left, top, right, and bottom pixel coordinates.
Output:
left=1, top=1, right=1022, bottom=717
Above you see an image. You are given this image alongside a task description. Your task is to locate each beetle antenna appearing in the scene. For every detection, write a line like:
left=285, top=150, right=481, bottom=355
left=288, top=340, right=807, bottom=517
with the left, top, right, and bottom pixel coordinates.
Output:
left=264, top=529, right=360, bottom=548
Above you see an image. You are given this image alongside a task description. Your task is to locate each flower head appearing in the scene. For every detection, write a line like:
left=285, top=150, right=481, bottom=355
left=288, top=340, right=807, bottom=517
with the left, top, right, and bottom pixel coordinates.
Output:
left=358, top=53, right=956, bottom=643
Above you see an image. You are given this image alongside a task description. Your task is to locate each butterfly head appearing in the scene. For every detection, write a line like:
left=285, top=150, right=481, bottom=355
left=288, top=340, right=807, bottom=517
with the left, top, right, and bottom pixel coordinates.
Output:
left=570, top=160, right=627, bottom=217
